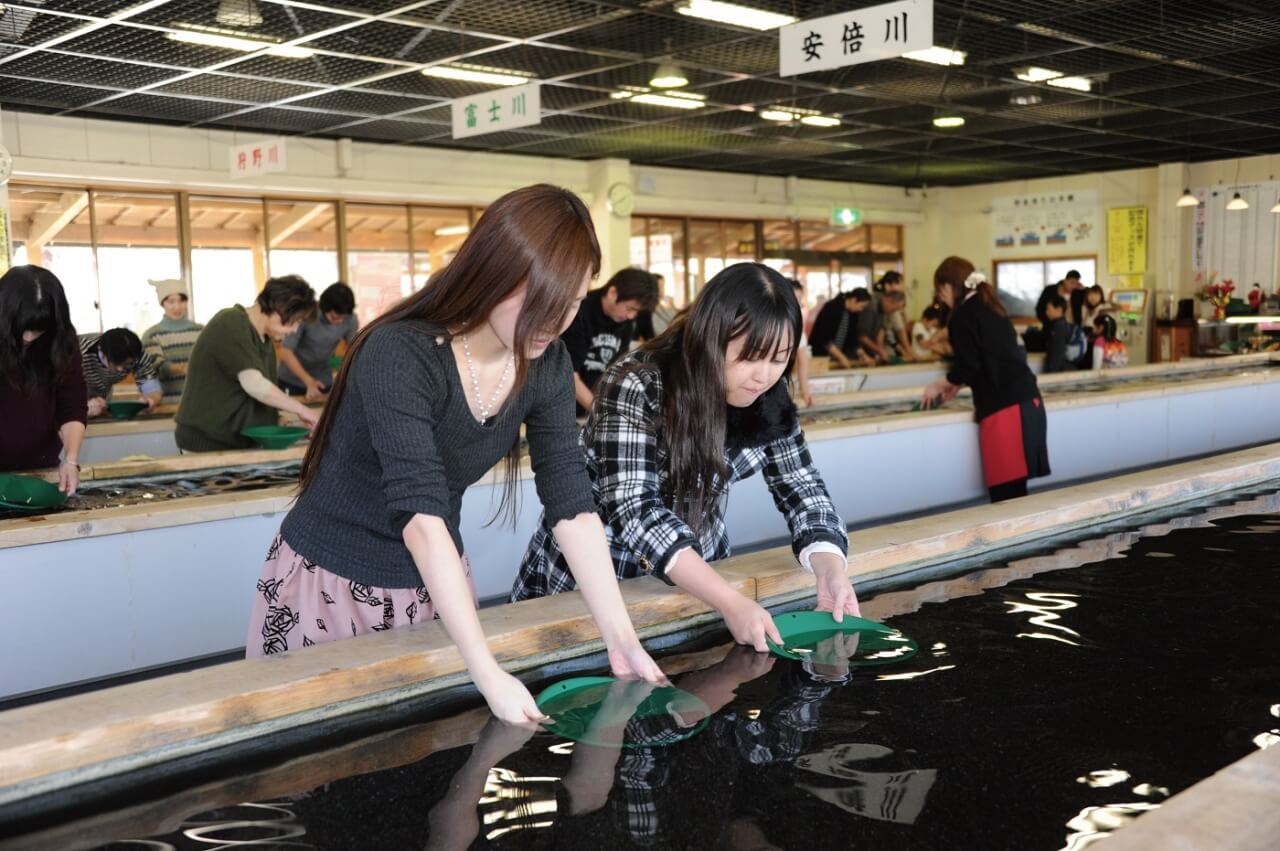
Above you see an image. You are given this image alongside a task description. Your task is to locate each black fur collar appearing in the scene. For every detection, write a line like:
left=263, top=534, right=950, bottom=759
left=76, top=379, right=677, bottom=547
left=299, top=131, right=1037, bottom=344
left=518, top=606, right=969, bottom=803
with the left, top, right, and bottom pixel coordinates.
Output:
left=724, top=380, right=797, bottom=451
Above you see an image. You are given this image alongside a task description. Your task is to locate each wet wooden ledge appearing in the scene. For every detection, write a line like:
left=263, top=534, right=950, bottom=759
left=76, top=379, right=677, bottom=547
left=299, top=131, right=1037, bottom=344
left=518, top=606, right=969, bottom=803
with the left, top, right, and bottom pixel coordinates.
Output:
left=0, top=441, right=1277, bottom=805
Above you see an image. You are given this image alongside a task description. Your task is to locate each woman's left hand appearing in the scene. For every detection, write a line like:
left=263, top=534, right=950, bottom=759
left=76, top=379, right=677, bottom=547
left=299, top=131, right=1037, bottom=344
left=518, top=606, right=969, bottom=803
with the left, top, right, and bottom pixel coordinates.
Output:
left=607, top=640, right=670, bottom=687
left=921, top=377, right=958, bottom=409
left=812, top=556, right=860, bottom=621
left=57, top=460, right=80, bottom=496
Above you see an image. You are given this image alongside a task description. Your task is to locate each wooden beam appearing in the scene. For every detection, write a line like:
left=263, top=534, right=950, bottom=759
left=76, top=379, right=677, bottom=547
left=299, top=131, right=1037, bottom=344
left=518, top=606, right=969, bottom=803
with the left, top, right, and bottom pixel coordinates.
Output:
left=21, top=192, right=88, bottom=253
left=267, top=203, right=328, bottom=248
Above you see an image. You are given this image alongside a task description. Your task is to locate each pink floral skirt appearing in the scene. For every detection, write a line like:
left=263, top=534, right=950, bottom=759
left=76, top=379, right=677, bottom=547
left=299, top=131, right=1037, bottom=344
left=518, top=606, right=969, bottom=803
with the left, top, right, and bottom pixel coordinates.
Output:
left=246, top=533, right=473, bottom=657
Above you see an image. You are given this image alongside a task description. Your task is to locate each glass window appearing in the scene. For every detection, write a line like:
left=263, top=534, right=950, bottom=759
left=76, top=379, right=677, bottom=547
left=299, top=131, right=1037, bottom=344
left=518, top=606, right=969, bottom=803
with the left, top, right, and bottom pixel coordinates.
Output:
left=266, top=200, right=338, bottom=290
left=9, top=185, right=99, bottom=333
left=632, top=217, right=688, bottom=308
left=91, top=190, right=182, bottom=334
left=346, top=203, right=412, bottom=327
left=761, top=219, right=798, bottom=286
left=993, top=257, right=1097, bottom=317
left=188, top=196, right=266, bottom=324
left=409, top=206, right=471, bottom=289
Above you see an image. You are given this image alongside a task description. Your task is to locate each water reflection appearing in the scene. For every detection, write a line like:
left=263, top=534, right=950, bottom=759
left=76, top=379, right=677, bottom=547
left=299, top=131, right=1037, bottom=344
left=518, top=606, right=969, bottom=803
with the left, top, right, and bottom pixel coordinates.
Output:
left=1061, top=803, right=1161, bottom=850
left=1008, top=591, right=1083, bottom=647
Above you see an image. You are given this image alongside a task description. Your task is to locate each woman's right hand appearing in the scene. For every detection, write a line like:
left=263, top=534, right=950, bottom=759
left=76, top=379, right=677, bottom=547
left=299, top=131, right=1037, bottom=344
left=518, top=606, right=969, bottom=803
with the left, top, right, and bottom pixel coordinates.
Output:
left=86, top=397, right=108, bottom=418
left=474, top=667, right=549, bottom=727
left=722, top=596, right=783, bottom=652
left=57, top=460, right=80, bottom=496
left=296, top=406, right=321, bottom=429
left=920, top=377, right=955, bottom=409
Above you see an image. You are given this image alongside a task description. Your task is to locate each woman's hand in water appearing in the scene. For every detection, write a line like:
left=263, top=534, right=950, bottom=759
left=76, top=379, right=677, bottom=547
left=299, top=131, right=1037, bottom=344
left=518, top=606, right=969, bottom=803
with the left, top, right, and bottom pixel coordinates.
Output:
left=474, top=666, right=549, bottom=727
left=607, top=640, right=670, bottom=687
left=811, top=554, right=860, bottom=621
left=722, top=596, right=784, bottom=652
left=920, top=378, right=959, bottom=409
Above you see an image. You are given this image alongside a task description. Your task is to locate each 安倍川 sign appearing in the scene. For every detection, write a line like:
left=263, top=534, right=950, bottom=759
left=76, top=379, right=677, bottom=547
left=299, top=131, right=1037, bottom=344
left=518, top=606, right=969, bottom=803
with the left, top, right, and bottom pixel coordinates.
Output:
left=451, top=82, right=541, bottom=140
left=780, top=0, right=933, bottom=77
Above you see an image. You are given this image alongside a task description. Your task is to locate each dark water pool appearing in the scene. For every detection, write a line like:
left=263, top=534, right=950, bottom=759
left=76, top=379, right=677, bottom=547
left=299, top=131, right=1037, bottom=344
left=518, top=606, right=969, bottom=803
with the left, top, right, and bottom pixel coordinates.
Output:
left=13, top=490, right=1280, bottom=851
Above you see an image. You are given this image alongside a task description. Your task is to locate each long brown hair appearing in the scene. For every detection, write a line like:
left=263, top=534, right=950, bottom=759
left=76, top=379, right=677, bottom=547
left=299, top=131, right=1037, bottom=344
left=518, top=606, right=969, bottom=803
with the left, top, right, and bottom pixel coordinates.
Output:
left=933, top=255, right=1007, bottom=320
left=623, top=262, right=800, bottom=534
left=299, top=184, right=601, bottom=519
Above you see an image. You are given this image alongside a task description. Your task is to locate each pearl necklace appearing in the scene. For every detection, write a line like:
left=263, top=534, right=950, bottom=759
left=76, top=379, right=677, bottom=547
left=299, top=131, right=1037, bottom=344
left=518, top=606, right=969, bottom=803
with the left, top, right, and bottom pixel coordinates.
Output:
left=460, top=334, right=514, bottom=423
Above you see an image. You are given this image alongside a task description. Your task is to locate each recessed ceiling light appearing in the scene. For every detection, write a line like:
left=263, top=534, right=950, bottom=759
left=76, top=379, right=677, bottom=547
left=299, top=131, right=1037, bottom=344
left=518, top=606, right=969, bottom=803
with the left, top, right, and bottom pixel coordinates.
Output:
left=933, top=115, right=965, bottom=128
left=434, top=225, right=470, bottom=236
left=759, top=105, right=839, bottom=127
left=1015, top=66, right=1063, bottom=83
left=1046, top=75, right=1092, bottom=92
left=1176, top=188, right=1199, bottom=208
left=167, top=29, right=314, bottom=58
left=613, top=89, right=706, bottom=110
left=422, top=64, right=532, bottom=86
left=674, top=0, right=796, bottom=31
left=650, top=60, right=688, bottom=89
left=903, top=46, right=967, bottom=66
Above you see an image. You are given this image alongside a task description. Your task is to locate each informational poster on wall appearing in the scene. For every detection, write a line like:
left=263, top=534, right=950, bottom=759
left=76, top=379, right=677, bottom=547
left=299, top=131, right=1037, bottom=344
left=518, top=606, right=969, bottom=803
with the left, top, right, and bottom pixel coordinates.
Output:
left=991, top=190, right=1098, bottom=253
left=1106, top=206, right=1148, bottom=275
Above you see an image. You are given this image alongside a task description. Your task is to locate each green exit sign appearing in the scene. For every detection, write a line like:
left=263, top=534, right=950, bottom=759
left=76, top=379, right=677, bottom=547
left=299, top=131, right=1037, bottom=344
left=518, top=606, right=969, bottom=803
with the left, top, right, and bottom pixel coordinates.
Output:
left=831, top=206, right=862, bottom=227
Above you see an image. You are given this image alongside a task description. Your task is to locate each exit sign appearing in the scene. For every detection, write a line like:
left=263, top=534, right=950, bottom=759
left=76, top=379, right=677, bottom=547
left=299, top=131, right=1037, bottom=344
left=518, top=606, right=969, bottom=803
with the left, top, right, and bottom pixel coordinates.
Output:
left=831, top=206, right=862, bottom=227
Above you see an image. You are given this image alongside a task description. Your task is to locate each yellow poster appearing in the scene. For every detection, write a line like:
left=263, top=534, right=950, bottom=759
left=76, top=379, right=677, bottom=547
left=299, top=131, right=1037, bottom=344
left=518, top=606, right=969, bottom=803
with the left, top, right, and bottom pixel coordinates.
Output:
left=1107, top=206, right=1148, bottom=275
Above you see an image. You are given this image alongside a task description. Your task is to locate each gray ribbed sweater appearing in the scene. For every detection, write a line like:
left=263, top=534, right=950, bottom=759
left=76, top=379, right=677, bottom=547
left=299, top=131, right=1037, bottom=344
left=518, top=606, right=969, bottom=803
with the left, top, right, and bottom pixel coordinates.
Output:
left=281, top=320, right=594, bottom=588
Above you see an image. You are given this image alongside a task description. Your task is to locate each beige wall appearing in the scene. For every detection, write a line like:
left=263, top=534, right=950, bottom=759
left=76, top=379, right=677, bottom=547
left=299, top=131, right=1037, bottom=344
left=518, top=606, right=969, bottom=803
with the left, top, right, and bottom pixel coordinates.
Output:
left=3, top=108, right=1274, bottom=311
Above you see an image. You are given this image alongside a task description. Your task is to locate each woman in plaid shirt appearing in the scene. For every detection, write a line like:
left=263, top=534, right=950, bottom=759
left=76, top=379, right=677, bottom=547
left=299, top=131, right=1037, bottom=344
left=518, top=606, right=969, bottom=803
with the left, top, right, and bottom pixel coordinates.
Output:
left=514, top=263, right=859, bottom=650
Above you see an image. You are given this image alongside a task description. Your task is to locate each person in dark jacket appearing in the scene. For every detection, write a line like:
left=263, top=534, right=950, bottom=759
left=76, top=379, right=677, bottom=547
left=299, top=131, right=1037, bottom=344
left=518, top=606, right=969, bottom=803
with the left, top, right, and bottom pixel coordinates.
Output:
left=1035, top=269, right=1085, bottom=325
left=0, top=265, right=86, bottom=494
left=808, top=288, right=873, bottom=368
left=921, top=256, right=1050, bottom=503
left=1042, top=294, right=1073, bottom=373
left=561, top=268, right=659, bottom=414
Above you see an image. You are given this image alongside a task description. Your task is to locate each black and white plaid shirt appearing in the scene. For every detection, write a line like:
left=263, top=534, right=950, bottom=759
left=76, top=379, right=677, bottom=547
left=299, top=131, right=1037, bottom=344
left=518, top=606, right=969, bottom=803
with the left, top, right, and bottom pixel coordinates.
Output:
left=511, top=355, right=847, bottom=601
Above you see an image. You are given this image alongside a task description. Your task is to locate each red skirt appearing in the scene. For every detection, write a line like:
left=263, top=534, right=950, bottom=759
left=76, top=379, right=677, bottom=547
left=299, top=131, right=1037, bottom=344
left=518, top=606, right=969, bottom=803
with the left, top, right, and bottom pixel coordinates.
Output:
left=978, top=397, right=1050, bottom=488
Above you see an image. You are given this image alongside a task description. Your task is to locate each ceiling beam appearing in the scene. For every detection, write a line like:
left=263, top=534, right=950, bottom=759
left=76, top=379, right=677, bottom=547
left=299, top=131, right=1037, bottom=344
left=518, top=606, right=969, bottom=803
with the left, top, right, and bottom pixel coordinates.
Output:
left=22, top=192, right=89, bottom=249
left=267, top=203, right=329, bottom=248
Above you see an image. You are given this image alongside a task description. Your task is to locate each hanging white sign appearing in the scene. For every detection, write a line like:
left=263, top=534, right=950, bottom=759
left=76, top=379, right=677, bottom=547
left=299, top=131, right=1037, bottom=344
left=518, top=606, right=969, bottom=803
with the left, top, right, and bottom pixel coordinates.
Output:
left=780, top=0, right=933, bottom=77
left=451, top=82, right=541, bottom=140
left=229, top=137, right=287, bottom=178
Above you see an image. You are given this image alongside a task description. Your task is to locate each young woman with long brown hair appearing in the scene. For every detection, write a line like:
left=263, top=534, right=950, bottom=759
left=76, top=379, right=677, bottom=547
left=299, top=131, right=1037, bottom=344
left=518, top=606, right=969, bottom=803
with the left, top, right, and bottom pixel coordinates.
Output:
left=246, top=185, right=666, bottom=724
left=921, top=256, right=1050, bottom=502
left=513, top=263, right=858, bottom=651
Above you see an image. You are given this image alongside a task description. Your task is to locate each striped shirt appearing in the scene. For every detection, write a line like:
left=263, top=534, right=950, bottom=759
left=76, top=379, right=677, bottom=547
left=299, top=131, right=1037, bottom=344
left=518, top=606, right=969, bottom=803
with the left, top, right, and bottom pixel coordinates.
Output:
left=141, top=319, right=203, bottom=404
left=78, top=333, right=162, bottom=401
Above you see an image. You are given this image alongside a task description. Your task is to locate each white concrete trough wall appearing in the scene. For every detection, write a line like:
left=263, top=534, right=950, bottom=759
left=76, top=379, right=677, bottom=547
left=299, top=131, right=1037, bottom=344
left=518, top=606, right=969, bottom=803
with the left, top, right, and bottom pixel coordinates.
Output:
left=79, top=424, right=179, bottom=464
left=3, top=374, right=1279, bottom=699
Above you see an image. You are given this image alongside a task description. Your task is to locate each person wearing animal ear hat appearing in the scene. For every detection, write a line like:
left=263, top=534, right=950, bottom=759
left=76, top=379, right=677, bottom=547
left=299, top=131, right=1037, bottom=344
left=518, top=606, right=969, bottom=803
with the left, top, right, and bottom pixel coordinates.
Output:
left=140, top=278, right=204, bottom=405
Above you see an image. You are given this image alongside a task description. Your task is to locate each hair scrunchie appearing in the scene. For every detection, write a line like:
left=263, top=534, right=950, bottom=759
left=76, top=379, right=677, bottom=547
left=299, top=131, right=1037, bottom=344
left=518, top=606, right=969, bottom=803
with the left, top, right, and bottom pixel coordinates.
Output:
left=963, top=271, right=987, bottom=290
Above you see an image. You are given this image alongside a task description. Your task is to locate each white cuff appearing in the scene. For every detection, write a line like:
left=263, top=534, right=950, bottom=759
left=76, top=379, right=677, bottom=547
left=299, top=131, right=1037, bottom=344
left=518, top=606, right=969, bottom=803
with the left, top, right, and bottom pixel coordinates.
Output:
left=798, top=541, right=846, bottom=573
left=662, top=546, right=693, bottom=579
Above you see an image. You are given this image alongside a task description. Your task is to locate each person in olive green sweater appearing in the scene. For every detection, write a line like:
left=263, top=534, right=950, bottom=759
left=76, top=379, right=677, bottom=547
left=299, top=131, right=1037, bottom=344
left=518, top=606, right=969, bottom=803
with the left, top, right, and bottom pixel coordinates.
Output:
left=175, top=276, right=320, bottom=452
left=140, top=279, right=203, bottom=405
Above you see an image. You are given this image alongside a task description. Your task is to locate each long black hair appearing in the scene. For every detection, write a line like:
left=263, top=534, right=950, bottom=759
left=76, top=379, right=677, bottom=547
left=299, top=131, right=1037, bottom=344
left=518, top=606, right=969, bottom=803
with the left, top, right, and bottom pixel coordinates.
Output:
left=0, top=265, right=78, bottom=393
left=627, top=262, right=801, bottom=533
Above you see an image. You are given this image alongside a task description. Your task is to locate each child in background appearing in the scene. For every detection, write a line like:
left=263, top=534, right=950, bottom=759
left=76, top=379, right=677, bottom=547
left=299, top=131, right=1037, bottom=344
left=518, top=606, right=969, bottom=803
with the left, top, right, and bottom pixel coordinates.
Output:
left=910, top=304, right=946, bottom=360
left=1079, top=285, right=1110, bottom=329
left=1092, top=314, right=1129, bottom=369
left=1042, top=295, right=1078, bottom=373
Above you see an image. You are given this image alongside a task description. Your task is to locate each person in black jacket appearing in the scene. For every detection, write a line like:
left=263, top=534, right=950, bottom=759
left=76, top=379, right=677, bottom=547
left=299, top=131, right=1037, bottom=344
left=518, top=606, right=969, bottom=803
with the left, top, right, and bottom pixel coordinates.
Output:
left=1042, top=294, right=1072, bottom=373
left=561, top=268, right=660, bottom=414
left=808, top=288, right=873, bottom=368
left=921, top=256, right=1050, bottom=503
left=1035, top=269, right=1085, bottom=325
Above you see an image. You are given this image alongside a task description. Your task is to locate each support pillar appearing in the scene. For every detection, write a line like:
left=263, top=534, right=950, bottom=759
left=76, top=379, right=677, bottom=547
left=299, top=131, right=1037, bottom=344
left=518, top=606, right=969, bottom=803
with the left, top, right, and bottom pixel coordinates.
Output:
left=586, top=158, right=633, bottom=281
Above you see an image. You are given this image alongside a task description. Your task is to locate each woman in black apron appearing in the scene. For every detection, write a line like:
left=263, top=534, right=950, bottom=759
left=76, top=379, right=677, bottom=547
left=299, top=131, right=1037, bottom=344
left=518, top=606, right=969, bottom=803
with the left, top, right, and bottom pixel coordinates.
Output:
left=921, top=256, right=1050, bottom=502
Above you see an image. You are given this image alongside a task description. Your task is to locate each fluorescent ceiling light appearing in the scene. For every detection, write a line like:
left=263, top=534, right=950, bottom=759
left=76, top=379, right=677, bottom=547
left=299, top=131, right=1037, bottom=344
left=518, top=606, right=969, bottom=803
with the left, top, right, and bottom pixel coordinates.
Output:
left=650, top=60, right=688, bottom=89
left=760, top=109, right=795, bottom=122
left=933, top=116, right=965, bottom=128
left=1015, top=66, right=1063, bottom=83
left=903, top=46, right=967, bottom=66
left=422, top=64, right=532, bottom=86
left=759, top=105, right=839, bottom=127
left=167, top=29, right=314, bottom=58
left=1176, top=188, right=1199, bottom=208
left=674, top=0, right=796, bottom=31
left=800, top=114, right=841, bottom=127
left=434, top=225, right=469, bottom=236
left=1226, top=192, right=1249, bottom=211
left=1009, top=93, right=1042, bottom=106
left=1046, top=75, right=1092, bottom=92
left=629, top=92, right=705, bottom=109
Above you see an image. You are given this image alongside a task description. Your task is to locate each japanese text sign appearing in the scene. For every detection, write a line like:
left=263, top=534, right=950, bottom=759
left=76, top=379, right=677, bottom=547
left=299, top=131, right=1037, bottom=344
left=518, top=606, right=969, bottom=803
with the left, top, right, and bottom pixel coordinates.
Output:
left=229, top=137, right=287, bottom=179
left=780, top=0, right=933, bottom=77
left=1107, top=206, right=1148, bottom=276
left=451, top=82, right=541, bottom=140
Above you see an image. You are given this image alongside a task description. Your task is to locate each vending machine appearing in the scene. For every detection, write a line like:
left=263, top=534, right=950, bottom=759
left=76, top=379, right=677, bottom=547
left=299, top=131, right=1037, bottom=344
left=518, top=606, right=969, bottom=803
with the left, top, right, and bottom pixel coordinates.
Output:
left=1109, top=288, right=1151, bottom=365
